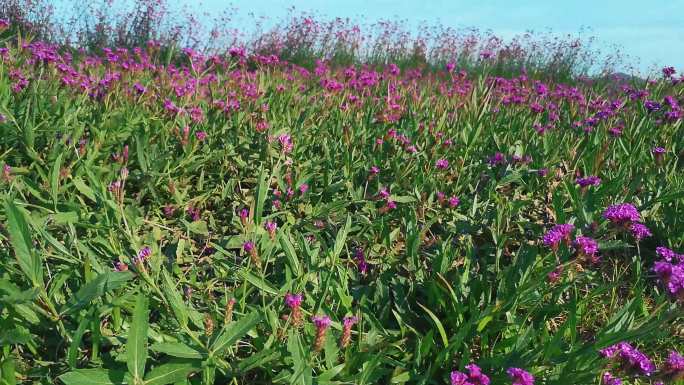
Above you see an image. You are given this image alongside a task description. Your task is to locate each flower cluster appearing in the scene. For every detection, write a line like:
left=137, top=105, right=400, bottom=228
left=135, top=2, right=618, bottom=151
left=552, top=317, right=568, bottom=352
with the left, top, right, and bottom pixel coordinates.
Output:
left=602, top=203, right=641, bottom=225
left=507, top=367, right=534, bottom=385
left=599, top=341, right=655, bottom=376
left=653, top=246, right=684, bottom=300
left=542, top=224, right=575, bottom=249
left=450, top=363, right=490, bottom=385
left=576, top=175, right=601, bottom=187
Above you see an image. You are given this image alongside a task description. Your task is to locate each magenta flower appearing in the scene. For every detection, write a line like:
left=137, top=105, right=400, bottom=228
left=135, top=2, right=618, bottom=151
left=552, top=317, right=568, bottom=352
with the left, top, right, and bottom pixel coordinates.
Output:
left=299, top=183, right=309, bottom=194
left=602, top=203, right=641, bottom=224
left=599, top=342, right=655, bottom=375
left=602, top=372, right=622, bottom=385
left=576, top=175, right=601, bottom=187
left=285, top=293, right=303, bottom=309
left=353, top=248, right=369, bottom=275
left=133, top=246, right=151, bottom=264
left=195, top=131, right=207, bottom=141
left=436, top=158, right=449, bottom=169
left=488, top=152, right=506, bottom=166
left=450, top=363, right=490, bottom=385
left=370, top=165, right=380, bottom=175
left=542, top=224, right=575, bottom=249
left=243, top=241, right=255, bottom=253
left=665, top=350, right=684, bottom=373
left=449, top=196, right=460, bottom=208
left=340, top=315, right=358, bottom=348
left=507, top=368, right=534, bottom=385
left=629, top=223, right=652, bottom=241
left=573, top=236, right=599, bottom=259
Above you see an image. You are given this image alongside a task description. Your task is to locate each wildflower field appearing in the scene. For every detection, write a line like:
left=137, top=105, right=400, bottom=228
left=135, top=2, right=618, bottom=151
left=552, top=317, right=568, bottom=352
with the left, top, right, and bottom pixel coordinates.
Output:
left=0, top=7, right=683, bottom=385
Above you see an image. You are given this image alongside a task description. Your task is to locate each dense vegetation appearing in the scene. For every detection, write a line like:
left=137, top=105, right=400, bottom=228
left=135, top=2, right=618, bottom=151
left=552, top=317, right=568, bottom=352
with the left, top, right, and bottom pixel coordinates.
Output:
left=0, top=4, right=682, bottom=385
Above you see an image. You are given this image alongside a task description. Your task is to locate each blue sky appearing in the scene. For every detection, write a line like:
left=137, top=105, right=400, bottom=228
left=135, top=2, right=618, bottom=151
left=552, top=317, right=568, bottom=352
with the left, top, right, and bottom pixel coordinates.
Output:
left=181, top=0, right=683, bottom=75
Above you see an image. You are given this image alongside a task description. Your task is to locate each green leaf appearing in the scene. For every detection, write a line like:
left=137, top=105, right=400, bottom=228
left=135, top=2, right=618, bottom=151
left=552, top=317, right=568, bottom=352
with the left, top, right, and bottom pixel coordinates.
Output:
left=61, top=271, right=133, bottom=315
left=150, top=342, right=203, bottom=359
left=239, top=270, right=278, bottom=295
left=1, top=356, right=17, bottom=385
left=51, top=153, right=63, bottom=205
left=254, top=166, right=268, bottom=225
left=417, top=302, right=448, bottom=347
left=72, top=177, right=97, bottom=202
left=210, top=311, right=261, bottom=354
left=143, top=360, right=200, bottom=385
left=160, top=270, right=189, bottom=328
left=67, top=312, right=91, bottom=367
left=3, top=199, right=43, bottom=287
left=127, top=293, right=150, bottom=383
left=279, top=232, right=301, bottom=275
left=58, top=369, right=127, bottom=385
left=332, top=215, right=351, bottom=260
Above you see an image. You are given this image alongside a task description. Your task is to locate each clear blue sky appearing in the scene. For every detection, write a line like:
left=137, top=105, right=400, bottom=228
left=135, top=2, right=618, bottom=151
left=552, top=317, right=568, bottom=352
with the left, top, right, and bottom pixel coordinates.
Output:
left=181, top=0, right=683, bottom=75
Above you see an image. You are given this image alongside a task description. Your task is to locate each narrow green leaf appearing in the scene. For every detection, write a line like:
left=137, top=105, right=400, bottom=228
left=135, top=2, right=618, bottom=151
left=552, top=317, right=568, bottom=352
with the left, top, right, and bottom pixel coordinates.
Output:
left=51, top=153, right=63, bottom=205
left=150, top=342, right=203, bottom=359
left=58, top=369, right=127, bottom=385
left=143, top=360, right=200, bottom=385
left=278, top=232, right=301, bottom=275
left=210, top=311, right=261, bottom=354
left=160, top=270, right=188, bottom=328
left=239, top=270, right=278, bottom=295
left=127, top=293, right=150, bottom=382
left=254, top=166, right=268, bottom=225
left=417, top=302, right=448, bottom=347
left=3, top=199, right=43, bottom=287
left=61, top=271, right=133, bottom=315
left=72, top=177, right=97, bottom=202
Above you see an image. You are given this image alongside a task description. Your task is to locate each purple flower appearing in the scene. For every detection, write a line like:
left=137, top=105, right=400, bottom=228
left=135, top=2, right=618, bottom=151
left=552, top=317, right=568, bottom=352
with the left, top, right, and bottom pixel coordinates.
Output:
left=436, top=158, right=449, bottom=169
left=449, top=196, right=460, bottom=208
left=370, top=166, right=380, bottom=175
left=343, top=316, right=359, bottom=328
left=629, top=223, right=652, bottom=241
left=602, top=372, right=621, bottom=385
left=574, top=236, right=599, bottom=257
left=666, top=350, right=684, bottom=373
left=451, top=363, right=490, bottom=385
left=134, top=246, right=151, bottom=264
left=548, top=265, right=564, bottom=283
left=285, top=293, right=303, bottom=309
left=278, top=134, right=293, bottom=153
left=299, top=183, right=309, bottom=194
left=243, top=241, right=255, bottom=253
left=663, top=66, right=676, bottom=78
left=507, top=368, right=534, bottom=385
left=133, top=82, right=146, bottom=94
left=599, top=342, right=655, bottom=375
left=353, top=248, right=369, bottom=274
left=652, top=146, right=666, bottom=154
left=542, top=224, right=575, bottom=249
left=602, top=203, right=641, bottom=224
left=162, top=204, right=175, bottom=218
left=657, top=246, right=683, bottom=263
left=488, top=152, right=506, bottom=166
left=576, top=176, right=601, bottom=187
left=312, top=315, right=332, bottom=329
left=645, top=100, right=661, bottom=112
left=195, top=131, right=207, bottom=141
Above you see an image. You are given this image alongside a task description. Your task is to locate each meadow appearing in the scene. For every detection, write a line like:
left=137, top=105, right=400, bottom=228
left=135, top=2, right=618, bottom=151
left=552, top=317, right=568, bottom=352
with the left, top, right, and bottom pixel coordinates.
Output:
left=0, top=5, right=683, bottom=385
